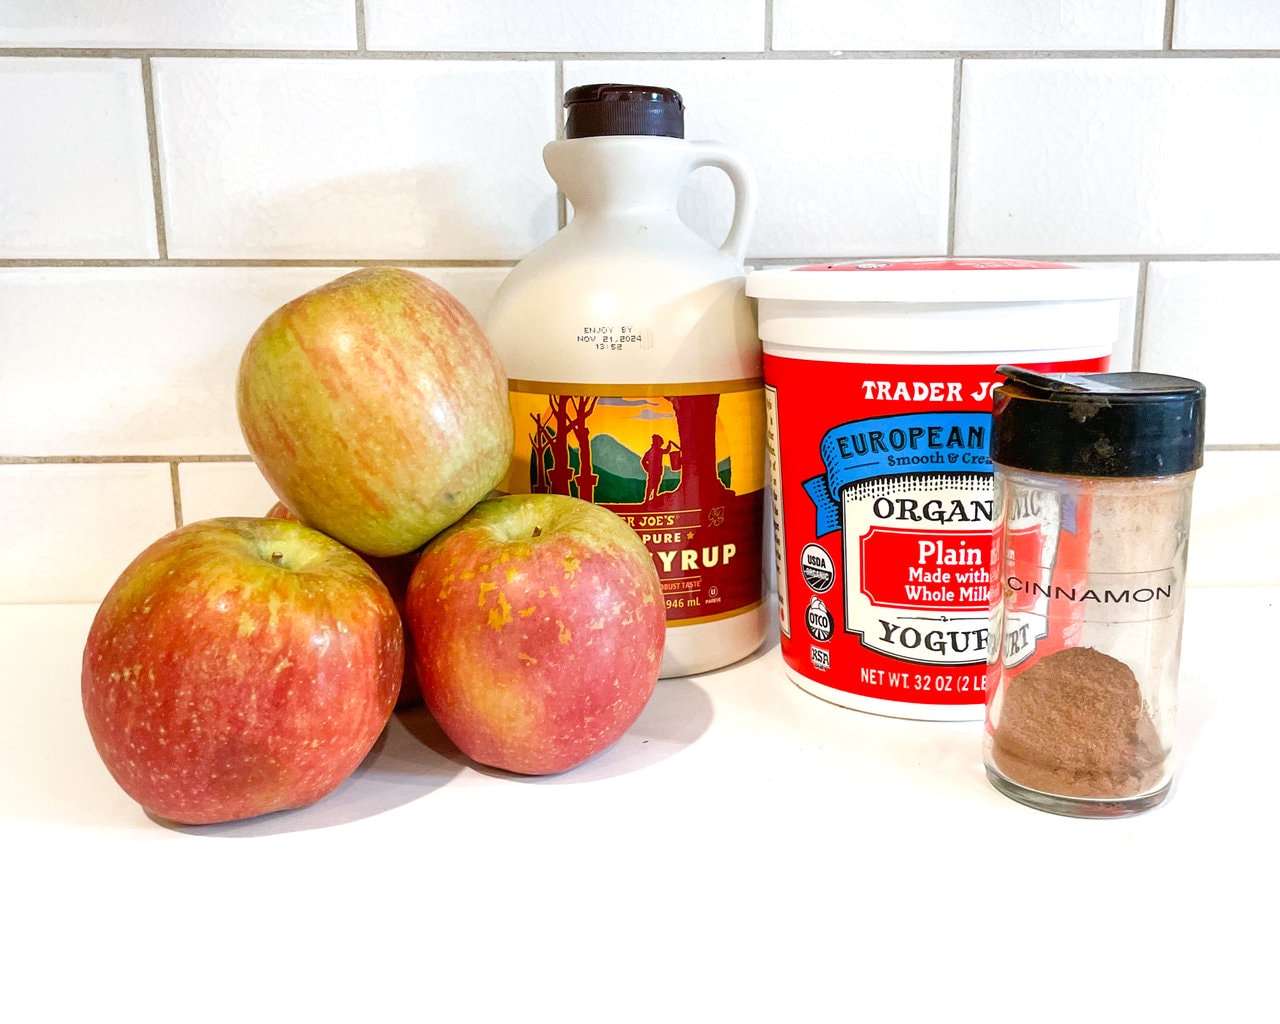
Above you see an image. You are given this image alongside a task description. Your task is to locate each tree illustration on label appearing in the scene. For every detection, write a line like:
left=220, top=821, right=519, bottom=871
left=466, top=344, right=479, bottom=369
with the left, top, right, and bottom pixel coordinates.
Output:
left=655, top=394, right=728, bottom=508
left=508, top=385, right=766, bottom=623
left=530, top=395, right=607, bottom=501
left=527, top=393, right=730, bottom=507
left=567, top=396, right=599, bottom=502
left=529, top=411, right=553, bottom=492
left=545, top=395, right=575, bottom=495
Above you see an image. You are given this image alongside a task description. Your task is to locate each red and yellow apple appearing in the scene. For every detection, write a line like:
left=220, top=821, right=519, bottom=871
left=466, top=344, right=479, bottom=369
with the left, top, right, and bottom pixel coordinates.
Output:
left=82, top=517, right=403, bottom=825
left=236, top=267, right=513, bottom=558
left=267, top=500, right=423, bottom=709
left=405, top=493, right=665, bottom=775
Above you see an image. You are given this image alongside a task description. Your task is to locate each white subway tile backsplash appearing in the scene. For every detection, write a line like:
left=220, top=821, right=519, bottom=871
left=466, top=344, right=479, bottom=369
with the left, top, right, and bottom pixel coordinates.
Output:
left=1174, top=0, right=1280, bottom=50
left=364, top=0, right=764, bottom=53
left=1084, top=261, right=1142, bottom=371
left=773, top=0, right=1166, bottom=51
left=2, top=267, right=319, bottom=458
left=0, top=266, right=511, bottom=458
left=0, top=58, right=157, bottom=258
left=1188, top=451, right=1280, bottom=587
left=566, top=60, right=954, bottom=259
left=178, top=462, right=279, bottom=523
left=0, top=463, right=176, bottom=604
left=1141, top=261, right=1279, bottom=446
left=0, top=5, right=1276, bottom=596
left=0, top=1, right=357, bottom=50
left=955, top=59, right=1280, bottom=257
left=152, top=58, right=557, bottom=260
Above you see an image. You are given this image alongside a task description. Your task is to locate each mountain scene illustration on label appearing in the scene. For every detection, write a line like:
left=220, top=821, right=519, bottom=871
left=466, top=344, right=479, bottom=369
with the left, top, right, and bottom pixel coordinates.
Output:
left=505, top=382, right=765, bottom=625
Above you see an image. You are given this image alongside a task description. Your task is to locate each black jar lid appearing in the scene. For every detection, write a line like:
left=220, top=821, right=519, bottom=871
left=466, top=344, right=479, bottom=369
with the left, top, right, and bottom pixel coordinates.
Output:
left=992, top=366, right=1207, bottom=478
left=564, top=83, right=685, bottom=139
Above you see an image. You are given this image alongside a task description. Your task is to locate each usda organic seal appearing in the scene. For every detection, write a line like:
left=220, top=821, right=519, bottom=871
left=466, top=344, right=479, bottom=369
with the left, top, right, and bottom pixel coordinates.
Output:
left=800, top=543, right=835, bottom=593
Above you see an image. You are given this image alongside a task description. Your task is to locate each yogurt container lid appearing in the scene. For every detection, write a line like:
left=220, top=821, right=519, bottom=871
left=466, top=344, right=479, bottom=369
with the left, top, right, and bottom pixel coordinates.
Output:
left=746, top=258, right=1134, bottom=303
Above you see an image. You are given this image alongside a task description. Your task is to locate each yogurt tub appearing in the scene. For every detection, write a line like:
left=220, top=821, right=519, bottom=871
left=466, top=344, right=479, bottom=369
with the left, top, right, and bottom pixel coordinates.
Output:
left=746, top=258, right=1133, bottom=721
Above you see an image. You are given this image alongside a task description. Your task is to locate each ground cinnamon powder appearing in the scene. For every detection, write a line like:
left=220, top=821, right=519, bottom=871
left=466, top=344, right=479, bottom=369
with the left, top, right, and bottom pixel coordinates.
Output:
left=991, top=646, right=1165, bottom=799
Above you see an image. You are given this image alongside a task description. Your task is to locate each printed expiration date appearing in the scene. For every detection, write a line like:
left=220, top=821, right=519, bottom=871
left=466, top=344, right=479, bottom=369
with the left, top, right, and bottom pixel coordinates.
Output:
left=576, top=325, right=644, bottom=350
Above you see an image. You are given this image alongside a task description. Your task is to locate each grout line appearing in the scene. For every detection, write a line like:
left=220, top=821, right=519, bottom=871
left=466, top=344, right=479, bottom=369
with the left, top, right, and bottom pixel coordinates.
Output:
left=4, top=254, right=1280, bottom=271
left=764, top=0, right=774, bottom=52
left=354, top=0, right=368, bottom=53
left=1165, top=1, right=1178, bottom=51
left=1131, top=260, right=1149, bottom=369
left=0, top=258, right=521, bottom=269
left=554, top=61, right=567, bottom=229
left=3, top=47, right=1280, bottom=60
left=553, top=60, right=564, bottom=137
left=946, top=58, right=963, bottom=256
left=139, top=56, right=169, bottom=259
left=743, top=253, right=1280, bottom=266
left=169, top=462, right=184, bottom=527
left=0, top=455, right=255, bottom=465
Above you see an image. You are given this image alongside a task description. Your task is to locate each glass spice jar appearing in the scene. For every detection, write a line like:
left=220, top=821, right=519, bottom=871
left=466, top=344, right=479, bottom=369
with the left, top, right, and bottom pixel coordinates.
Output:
left=984, top=366, right=1206, bottom=817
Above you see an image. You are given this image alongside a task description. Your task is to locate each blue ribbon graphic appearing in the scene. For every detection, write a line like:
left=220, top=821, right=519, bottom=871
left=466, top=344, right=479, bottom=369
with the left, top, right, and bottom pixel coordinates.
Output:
left=802, top=411, right=993, bottom=536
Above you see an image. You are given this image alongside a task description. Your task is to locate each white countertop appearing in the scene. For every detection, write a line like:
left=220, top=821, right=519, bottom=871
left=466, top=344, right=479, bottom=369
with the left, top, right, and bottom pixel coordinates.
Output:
left=4, top=589, right=1275, bottom=1021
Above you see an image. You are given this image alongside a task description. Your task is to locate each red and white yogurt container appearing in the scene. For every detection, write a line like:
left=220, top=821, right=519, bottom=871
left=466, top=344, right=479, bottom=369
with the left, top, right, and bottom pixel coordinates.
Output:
left=747, top=259, right=1132, bottom=721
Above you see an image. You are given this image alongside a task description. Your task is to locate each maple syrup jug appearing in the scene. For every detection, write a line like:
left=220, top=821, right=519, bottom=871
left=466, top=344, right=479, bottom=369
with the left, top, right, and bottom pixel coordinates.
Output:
left=485, top=84, right=767, bottom=677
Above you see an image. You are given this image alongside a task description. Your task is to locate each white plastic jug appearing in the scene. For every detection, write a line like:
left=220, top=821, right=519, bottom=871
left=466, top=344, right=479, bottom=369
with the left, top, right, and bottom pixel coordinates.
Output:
left=486, top=84, right=767, bottom=677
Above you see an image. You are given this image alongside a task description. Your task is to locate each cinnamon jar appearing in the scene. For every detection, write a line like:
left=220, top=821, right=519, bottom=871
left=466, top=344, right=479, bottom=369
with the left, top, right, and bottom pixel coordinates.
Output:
left=984, top=366, right=1206, bottom=817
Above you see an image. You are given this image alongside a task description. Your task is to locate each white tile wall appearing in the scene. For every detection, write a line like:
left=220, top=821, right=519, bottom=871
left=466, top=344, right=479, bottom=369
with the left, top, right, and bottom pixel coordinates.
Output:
left=567, top=60, right=955, bottom=258
left=1142, top=261, right=1280, bottom=446
left=363, top=0, right=765, bottom=53
left=956, top=58, right=1280, bottom=256
left=2, top=267, right=323, bottom=457
left=0, top=58, right=157, bottom=258
left=0, top=1, right=358, bottom=50
left=152, top=59, right=558, bottom=259
left=1187, top=451, right=1280, bottom=588
left=773, top=0, right=1167, bottom=52
left=2, top=7, right=1278, bottom=598
left=1174, top=0, right=1280, bottom=50
left=0, top=463, right=176, bottom=604
left=0, top=266, right=509, bottom=457
left=177, top=462, right=278, bottom=523
left=1090, top=262, right=1141, bottom=371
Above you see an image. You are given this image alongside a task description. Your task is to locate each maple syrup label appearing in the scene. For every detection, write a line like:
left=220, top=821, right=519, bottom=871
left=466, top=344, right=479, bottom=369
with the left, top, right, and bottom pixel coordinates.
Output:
left=504, top=379, right=765, bottom=625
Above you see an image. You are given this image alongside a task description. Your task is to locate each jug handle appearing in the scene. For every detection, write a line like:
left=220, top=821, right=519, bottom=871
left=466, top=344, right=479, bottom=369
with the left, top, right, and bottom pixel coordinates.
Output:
left=688, top=143, right=757, bottom=265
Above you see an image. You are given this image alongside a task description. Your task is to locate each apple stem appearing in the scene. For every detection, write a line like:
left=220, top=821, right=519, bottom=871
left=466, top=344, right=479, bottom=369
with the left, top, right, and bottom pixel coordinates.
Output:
left=532, top=526, right=543, bottom=539
left=271, top=551, right=284, bottom=565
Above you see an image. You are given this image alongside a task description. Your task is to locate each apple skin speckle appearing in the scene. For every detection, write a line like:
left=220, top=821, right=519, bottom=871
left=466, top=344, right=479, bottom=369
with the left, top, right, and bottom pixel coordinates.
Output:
left=406, top=494, right=664, bottom=776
